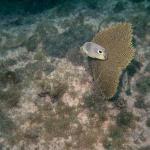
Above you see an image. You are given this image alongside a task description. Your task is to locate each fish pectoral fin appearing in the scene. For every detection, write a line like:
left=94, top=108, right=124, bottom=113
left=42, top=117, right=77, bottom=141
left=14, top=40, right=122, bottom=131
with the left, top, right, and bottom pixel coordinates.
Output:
left=79, top=47, right=85, bottom=55
left=80, top=46, right=88, bottom=55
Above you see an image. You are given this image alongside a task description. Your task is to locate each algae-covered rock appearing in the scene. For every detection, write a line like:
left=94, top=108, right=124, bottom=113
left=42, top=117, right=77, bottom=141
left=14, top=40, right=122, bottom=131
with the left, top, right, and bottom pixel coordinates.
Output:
left=88, top=23, right=135, bottom=99
left=25, top=34, right=40, bottom=52
left=146, top=118, right=150, bottom=127
left=34, top=50, right=46, bottom=61
left=0, top=31, right=27, bottom=54
left=136, top=76, right=150, bottom=94
left=103, top=126, right=125, bottom=150
left=0, top=110, right=16, bottom=137
left=116, top=110, right=134, bottom=128
left=0, top=86, right=21, bottom=108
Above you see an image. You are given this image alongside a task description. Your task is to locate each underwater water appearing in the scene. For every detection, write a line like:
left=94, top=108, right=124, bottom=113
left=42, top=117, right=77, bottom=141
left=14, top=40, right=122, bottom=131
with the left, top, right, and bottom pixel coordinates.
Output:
left=0, top=0, right=150, bottom=149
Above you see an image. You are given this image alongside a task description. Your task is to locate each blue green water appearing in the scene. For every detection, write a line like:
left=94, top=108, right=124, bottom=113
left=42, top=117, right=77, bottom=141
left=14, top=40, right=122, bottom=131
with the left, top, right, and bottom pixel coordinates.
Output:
left=0, top=0, right=148, bottom=15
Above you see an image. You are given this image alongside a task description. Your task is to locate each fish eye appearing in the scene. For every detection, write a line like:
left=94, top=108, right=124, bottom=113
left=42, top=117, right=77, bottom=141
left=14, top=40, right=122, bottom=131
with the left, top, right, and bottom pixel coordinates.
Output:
left=97, top=50, right=102, bottom=54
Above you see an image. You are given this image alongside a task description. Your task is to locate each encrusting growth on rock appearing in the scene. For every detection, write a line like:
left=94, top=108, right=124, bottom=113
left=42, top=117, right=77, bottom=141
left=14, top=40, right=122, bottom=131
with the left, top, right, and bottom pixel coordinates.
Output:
left=88, top=23, right=135, bottom=99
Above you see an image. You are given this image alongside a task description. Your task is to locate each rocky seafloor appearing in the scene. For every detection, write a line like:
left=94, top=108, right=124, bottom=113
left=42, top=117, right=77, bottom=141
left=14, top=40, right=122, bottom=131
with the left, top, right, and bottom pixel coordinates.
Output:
left=0, top=0, right=150, bottom=150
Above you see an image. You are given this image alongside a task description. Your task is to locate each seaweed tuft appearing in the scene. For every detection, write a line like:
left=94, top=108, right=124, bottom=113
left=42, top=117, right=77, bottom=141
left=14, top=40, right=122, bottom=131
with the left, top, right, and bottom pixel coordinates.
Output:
left=0, top=86, right=21, bottom=108
left=103, top=126, right=125, bottom=150
left=146, top=118, right=150, bottom=127
left=0, top=110, right=16, bottom=137
left=116, top=110, right=134, bottom=128
left=136, top=76, right=150, bottom=95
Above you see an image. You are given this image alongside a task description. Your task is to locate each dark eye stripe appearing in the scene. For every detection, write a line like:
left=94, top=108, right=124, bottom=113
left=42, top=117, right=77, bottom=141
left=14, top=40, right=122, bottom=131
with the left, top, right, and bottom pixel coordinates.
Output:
left=98, top=50, right=102, bottom=53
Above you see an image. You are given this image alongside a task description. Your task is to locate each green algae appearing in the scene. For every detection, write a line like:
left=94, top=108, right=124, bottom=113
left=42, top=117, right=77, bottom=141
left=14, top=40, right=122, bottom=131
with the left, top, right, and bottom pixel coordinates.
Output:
left=146, top=118, right=150, bottom=127
left=0, top=70, right=19, bottom=84
left=38, top=78, right=68, bottom=101
left=103, top=126, right=125, bottom=150
left=25, top=34, right=40, bottom=52
left=114, top=98, right=127, bottom=109
left=116, top=110, right=134, bottom=128
left=84, top=92, right=106, bottom=122
left=0, top=59, right=17, bottom=69
left=126, top=59, right=142, bottom=77
left=34, top=50, right=46, bottom=61
left=136, top=77, right=150, bottom=94
left=0, top=110, right=16, bottom=137
left=145, top=63, right=150, bottom=72
left=113, top=1, right=125, bottom=13
left=44, top=102, right=77, bottom=138
left=139, top=145, right=150, bottom=150
left=134, top=98, right=146, bottom=109
left=0, top=87, right=21, bottom=108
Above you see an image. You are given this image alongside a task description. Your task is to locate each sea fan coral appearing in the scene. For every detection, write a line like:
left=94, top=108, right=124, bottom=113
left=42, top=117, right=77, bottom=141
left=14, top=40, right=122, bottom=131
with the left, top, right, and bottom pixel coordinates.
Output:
left=88, top=23, right=135, bottom=99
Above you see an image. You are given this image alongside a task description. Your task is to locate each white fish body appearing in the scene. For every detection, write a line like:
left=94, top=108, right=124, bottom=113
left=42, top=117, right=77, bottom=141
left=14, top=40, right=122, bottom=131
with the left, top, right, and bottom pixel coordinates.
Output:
left=81, top=42, right=108, bottom=60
